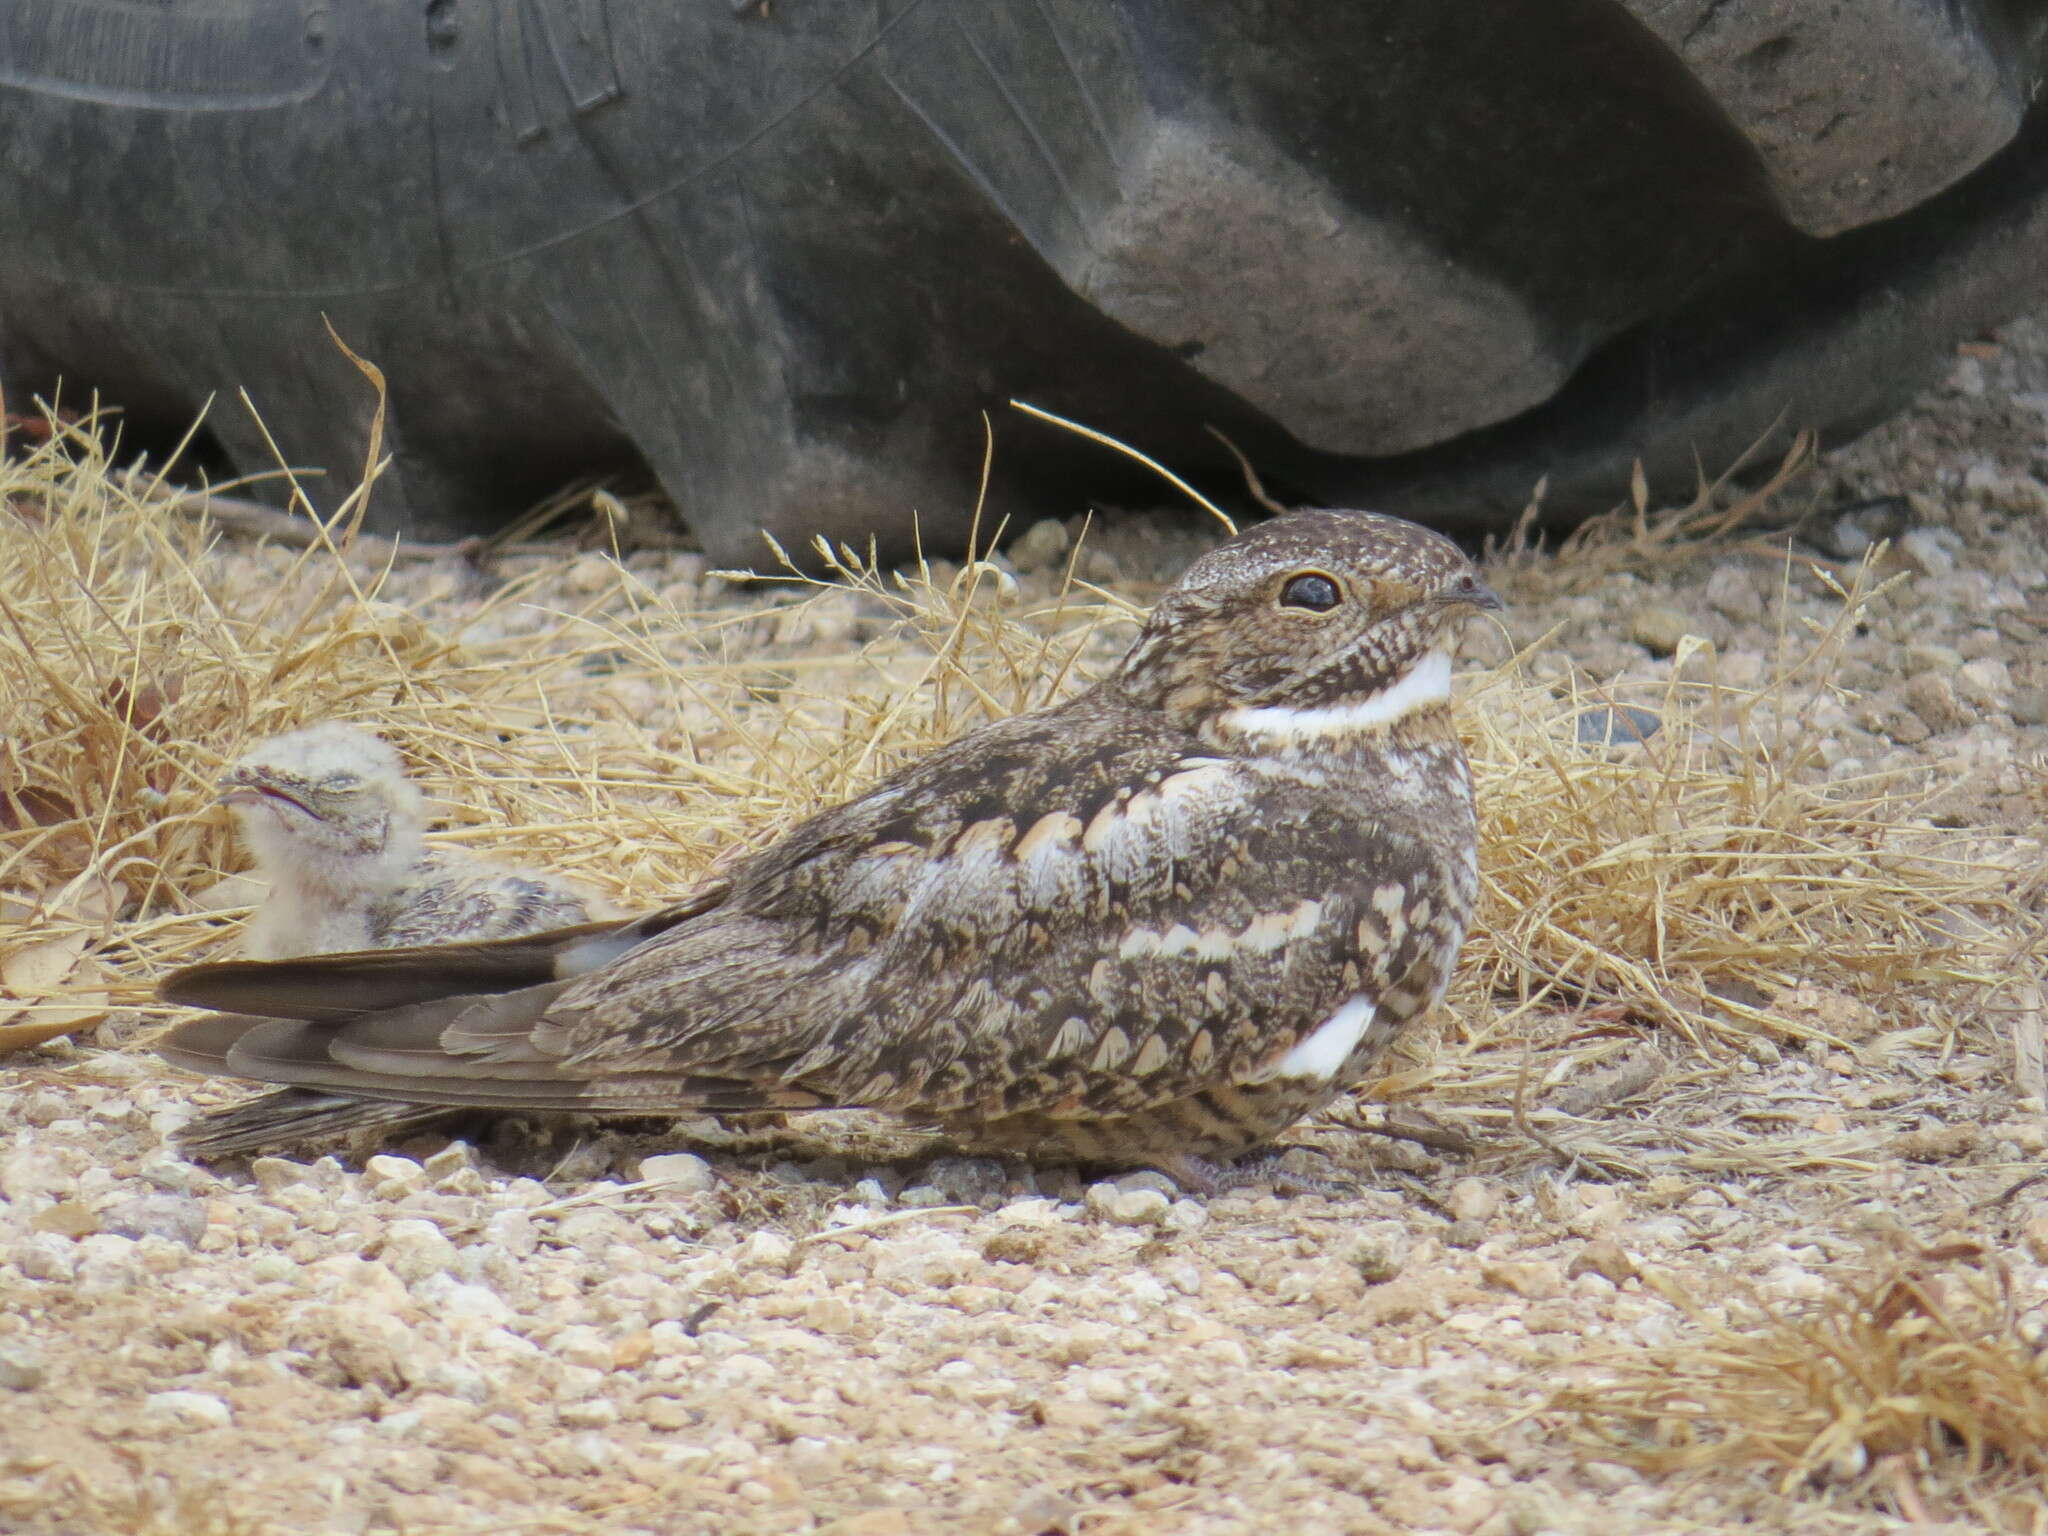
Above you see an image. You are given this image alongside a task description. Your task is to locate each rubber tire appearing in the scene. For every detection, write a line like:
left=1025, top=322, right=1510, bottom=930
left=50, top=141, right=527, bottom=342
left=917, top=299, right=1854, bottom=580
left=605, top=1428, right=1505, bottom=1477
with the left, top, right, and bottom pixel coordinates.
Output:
left=2, top=0, right=2045, bottom=563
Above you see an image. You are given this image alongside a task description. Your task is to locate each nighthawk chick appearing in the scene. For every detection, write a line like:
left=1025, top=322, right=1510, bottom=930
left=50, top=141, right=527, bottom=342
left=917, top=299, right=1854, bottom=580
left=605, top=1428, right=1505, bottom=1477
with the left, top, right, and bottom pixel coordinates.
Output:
left=218, top=722, right=598, bottom=958
left=161, top=512, right=1501, bottom=1184
left=183, top=723, right=607, bottom=1153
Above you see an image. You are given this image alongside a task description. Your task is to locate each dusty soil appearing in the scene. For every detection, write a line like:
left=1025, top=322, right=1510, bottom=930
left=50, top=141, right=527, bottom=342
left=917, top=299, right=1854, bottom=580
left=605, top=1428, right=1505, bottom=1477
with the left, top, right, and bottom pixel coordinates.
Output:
left=1, top=316, right=2046, bottom=1536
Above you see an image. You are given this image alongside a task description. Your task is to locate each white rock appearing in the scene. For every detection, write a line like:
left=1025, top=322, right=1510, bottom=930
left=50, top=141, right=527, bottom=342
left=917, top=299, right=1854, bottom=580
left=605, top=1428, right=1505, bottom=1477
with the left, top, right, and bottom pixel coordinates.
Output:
left=248, top=1252, right=299, bottom=1285
left=383, top=1219, right=459, bottom=1282
left=138, top=1156, right=206, bottom=1194
left=1447, top=1178, right=1502, bottom=1223
left=736, top=1231, right=795, bottom=1270
left=1897, top=527, right=1958, bottom=577
left=711, top=1353, right=776, bottom=1388
left=1007, top=518, right=1072, bottom=574
left=551, top=1325, right=615, bottom=1371
left=1118, top=1272, right=1169, bottom=1306
left=566, top=554, right=618, bottom=595
left=482, top=1208, right=538, bottom=1258
left=313, top=1256, right=411, bottom=1308
left=145, top=1390, right=232, bottom=1430
left=554, top=1207, right=636, bottom=1252
left=1102, top=1189, right=1170, bottom=1227
left=10, top=1234, right=77, bottom=1283
left=363, top=1155, right=427, bottom=1200
left=248, top=1163, right=315, bottom=1196
left=0, top=1342, right=45, bottom=1390
left=554, top=1363, right=607, bottom=1399
left=564, top=1431, right=615, bottom=1472
left=416, top=1277, right=514, bottom=1333
left=422, top=1142, right=477, bottom=1181
left=1958, top=658, right=2012, bottom=708
left=638, top=1152, right=718, bottom=1194
left=1703, top=564, right=1765, bottom=623
left=476, top=1328, right=541, bottom=1359
left=74, top=1234, right=142, bottom=1295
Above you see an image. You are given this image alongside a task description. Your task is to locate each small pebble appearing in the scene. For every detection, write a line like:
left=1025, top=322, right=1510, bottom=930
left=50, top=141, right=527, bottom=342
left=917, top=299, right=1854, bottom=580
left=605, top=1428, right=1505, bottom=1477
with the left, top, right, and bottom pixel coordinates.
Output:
left=145, top=1390, right=233, bottom=1430
left=1903, top=643, right=1964, bottom=676
left=1902, top=672, right=1971, bottom=733
left=1627, top=604, right=1693, bottom=657
left=1007, top=519, right=1072, bottom=574
left=1342, top=1224, right=1409, bottom=1284
left=2010, top=688, right=2048, bottom=727
left=1086, top=1184, right=1169, bottom=1227
left=1807, top=496, right=1909, bottom=559
left=1447, top=1177, right=1502, bottom=1223
left=362, top=1155, right=427, bottom=1201
left=1896, top=526, right=1958, bottom=576
left=1566, top=1240, right=1638, bottom=1286
left=96, top=1195, right=206, bottom=1247
left=0, top=1343, right=46, bottom=1391
left=1482, top=1259, right=1563, bottom=1299
left=1576, top=705, right=1660, bottom=746
left=637, top=1153, right=718, bottom=1195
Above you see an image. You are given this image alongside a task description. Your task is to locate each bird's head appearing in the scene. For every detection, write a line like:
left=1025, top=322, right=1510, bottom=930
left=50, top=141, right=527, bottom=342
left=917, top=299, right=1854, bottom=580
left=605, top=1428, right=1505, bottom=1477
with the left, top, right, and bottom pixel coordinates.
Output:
left=219, top=723, right=425, bottom=880
left=1112, top=509, right=1502, bottom=749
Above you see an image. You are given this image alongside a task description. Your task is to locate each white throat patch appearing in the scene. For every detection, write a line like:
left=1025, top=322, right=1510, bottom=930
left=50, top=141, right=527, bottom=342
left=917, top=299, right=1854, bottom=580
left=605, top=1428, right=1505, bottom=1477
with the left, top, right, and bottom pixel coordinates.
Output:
left=1220, top=649, right=1452, bottom=746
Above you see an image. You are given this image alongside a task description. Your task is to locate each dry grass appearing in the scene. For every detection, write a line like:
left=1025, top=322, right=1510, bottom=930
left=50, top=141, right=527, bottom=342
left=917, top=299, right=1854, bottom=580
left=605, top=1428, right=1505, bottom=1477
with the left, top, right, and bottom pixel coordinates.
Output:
left=0, top=406, right=1125, bottom=1038
left=1452, top=558, right=2018, bottom=1049
left=0, top=408, right=2026, bottom=1084
left=1561, top=1239, right=2048, bottom=1527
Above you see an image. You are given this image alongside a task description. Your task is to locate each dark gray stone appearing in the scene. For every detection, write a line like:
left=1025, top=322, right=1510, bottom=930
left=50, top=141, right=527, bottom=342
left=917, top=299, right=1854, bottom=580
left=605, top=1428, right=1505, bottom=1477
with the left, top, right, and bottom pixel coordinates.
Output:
left=1577, top=707, right=1663, bottom=747
left=95, top=1195, right=206, bottom=1248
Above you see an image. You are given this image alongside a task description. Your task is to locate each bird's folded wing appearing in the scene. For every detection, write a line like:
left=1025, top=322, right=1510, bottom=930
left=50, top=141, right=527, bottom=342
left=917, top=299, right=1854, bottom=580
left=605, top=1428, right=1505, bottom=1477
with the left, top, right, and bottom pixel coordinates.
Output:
left=156, top=886, right=725, bottom=1023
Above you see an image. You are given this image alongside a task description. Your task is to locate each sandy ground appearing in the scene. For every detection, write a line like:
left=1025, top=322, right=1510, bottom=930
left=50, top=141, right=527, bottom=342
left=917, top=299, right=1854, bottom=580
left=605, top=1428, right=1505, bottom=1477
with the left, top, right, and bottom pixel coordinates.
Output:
left=1, top=314, right=2046, bottom=1536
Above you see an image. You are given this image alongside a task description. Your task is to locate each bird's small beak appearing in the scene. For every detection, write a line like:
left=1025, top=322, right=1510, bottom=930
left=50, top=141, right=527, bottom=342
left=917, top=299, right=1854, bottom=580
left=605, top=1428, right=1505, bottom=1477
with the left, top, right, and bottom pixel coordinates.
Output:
left=218, top=781, right=314, bottom=818
left=1440, top=578, right=1504, bottom=614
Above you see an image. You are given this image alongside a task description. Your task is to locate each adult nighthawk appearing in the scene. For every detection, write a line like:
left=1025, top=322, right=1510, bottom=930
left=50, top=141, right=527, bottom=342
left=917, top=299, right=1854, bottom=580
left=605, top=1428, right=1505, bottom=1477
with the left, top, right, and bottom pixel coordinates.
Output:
left=160, top=511, right=1501, bottom=1186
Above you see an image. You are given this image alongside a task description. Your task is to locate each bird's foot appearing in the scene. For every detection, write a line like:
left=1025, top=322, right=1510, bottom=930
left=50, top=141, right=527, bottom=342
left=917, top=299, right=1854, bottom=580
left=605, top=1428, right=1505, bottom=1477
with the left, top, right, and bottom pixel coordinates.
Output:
left=1149, top=1146, right=1359, bottom=1199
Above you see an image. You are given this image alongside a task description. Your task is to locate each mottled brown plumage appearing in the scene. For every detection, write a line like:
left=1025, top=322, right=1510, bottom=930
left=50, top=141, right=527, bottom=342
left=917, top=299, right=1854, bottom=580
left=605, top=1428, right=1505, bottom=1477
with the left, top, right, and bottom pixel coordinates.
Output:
left=161, top=511, right=1500, bottom=1181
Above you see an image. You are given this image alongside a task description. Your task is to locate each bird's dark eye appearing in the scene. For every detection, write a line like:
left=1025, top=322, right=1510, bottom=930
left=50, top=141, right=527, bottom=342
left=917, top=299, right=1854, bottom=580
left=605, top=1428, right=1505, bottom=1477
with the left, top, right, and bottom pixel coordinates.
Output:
left=1279, top=572, right=1342, bottom=612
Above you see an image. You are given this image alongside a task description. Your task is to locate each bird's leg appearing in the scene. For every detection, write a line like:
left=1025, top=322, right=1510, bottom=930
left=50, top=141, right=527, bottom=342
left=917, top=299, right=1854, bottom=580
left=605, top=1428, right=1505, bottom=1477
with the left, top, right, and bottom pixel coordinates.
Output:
left=1148, top=1147, right=1360, bottom=1199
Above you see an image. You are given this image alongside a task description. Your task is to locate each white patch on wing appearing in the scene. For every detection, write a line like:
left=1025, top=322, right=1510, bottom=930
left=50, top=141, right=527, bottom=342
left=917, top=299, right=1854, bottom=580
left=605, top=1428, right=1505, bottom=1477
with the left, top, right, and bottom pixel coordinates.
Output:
left=1081, top=761, right=1241, bottom=885
left=1119, top=898, right=1324, bottom=961
left=1262, top=994, right=1377, bottom=1083
left=1220, top=649, right=1452, bottom=744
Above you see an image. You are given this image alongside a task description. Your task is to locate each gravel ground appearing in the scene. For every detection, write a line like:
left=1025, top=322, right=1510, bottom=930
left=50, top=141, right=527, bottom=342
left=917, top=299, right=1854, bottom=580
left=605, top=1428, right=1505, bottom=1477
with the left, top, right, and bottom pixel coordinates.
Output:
left=2, top=315, right=2046, bottom=1536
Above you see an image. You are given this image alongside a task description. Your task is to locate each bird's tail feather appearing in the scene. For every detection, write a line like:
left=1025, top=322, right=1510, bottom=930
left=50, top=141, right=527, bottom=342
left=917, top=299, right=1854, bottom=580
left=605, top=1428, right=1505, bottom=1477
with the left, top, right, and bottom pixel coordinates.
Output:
left=178, top=1089, right=460, bottom=1159
left=155, top=894, right=715, bottom=1023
